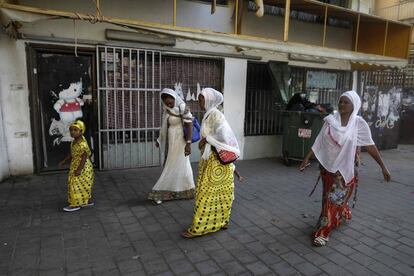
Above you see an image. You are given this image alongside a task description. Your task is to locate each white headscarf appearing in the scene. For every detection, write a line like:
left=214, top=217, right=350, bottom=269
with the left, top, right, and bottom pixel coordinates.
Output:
left=160, top=88, right=186, bottom=116
left=200, top=88, right=240, bottom=160
left=158, top=88, right=192, bottom=165
left=312, top=90, right=374, bottom=183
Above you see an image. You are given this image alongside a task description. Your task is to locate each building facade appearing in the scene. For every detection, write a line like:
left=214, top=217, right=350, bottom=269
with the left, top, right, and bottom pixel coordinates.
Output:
left=0, top=0, right=411, bottom=180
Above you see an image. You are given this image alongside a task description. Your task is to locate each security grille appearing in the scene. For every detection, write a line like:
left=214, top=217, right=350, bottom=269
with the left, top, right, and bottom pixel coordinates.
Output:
left=161, top=55, right=223, bottom=121
left=97, top=46, right=162, bottom=169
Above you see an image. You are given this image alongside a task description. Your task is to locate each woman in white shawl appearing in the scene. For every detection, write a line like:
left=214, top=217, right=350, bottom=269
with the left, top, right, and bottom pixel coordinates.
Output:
left=182, top=88, right=240, bottom=238
left=300, top=90, right=391, bottom=246
left=148, top=88, right=195, bottom=204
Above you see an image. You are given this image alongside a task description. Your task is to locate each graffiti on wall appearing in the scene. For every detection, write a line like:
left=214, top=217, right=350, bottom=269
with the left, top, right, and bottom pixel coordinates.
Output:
left=362, top=86, right=401, bottom=130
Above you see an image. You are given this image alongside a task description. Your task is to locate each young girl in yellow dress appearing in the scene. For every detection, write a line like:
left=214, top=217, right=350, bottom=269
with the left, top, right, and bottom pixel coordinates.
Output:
left=59, top=120, right=94, bottom=212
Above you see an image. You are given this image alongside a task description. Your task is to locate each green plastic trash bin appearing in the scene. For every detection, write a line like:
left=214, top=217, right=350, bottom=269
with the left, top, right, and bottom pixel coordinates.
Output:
left=281, top=111, right=327, bottom=166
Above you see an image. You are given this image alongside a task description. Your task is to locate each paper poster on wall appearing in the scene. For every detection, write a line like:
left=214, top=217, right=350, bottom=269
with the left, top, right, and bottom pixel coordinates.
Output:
left=306, top=71, right=337, bottom=89
left=375, top=87, right=401, bottom=129
left=36, top=52, right=94, bottom=170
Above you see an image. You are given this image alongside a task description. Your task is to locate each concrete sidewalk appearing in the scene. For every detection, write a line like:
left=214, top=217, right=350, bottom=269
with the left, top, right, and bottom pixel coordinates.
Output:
left=1, top=145, right=414, bottom=276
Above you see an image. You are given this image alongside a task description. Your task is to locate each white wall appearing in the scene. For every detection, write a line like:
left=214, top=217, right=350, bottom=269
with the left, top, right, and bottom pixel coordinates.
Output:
left=243, top=135, right=282, bottom=160
left=0, top=33, right=33, bottom=176
left=351, top=0, right=375, bottom=14
left=223, top=58, right=247, bottom=159
left=0, top=99, right=10, bottom=181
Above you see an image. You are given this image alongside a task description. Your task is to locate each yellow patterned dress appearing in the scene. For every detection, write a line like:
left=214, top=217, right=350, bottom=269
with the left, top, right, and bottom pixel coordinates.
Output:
left=187, top=151, right=235, bottom=236
left=68, top=138, right=94, bottom=207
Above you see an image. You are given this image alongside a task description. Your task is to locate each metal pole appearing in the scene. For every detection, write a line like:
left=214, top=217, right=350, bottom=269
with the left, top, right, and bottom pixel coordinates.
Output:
left=354, top=14, right=360, bottom=51
left=234, top=0, right=239, bottom=34
left=323, top=6, right=328, bottom=47
left=284, top=0, right=291, bottom=42
left=173, top=0, right=177, bottom=27
left=129, top=49, right=133, bottom=167
left=113, top=47, right=118, bottom=168
left=152, top=52, right=155, bottom=165
left=121, top=48, right=125, bottom=168
left=105, top=47, right=109, bottom=169
left=383, top=21, right=389, bottom=56
left=137, top=50, right=141, bottom=166
left=145, top=51, right=148, bottom=166
left=97, top=46, right=102, bottom=169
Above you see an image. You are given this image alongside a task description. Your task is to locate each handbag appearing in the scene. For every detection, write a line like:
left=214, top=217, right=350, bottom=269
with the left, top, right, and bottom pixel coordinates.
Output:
left=179, top=107, right=201, bottom=143
left=212, top=146, right=238, bottom=165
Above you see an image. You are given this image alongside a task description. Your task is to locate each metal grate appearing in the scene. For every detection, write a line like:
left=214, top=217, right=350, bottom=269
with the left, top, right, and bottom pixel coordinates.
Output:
left=403, top=53, right=414, bottom=87
left=97, top=46, right=162, bottom=169
left=290, top=67, right=352, bottom=110
left=361, top=70, right=405, bottom=87
left=161, top=55, right=223, bottom=122
left=244, top=62, right=283, bottom=136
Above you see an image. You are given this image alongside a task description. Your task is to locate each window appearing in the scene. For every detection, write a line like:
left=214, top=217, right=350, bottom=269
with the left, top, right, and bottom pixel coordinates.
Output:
left=244, top=62, right=283, bottom=136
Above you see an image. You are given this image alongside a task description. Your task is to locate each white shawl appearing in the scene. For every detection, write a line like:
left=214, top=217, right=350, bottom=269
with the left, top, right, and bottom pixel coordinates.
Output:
left=200, top=88, right=240, bottom=160
left=157, top=88, right=192, bottom=166
left=312, top=90, right=374, bottom=183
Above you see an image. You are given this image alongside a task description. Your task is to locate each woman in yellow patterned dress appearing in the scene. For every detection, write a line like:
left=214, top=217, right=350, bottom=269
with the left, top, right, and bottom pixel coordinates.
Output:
left=181, top=88, right=240, bottom=238
left=59, top=120, right=94, bottom=212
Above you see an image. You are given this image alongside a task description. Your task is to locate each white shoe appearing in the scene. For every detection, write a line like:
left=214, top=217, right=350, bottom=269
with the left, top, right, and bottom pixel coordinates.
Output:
left=63, top=206, right=81, bottom=212
left=154, top=200, right=162, bottom=205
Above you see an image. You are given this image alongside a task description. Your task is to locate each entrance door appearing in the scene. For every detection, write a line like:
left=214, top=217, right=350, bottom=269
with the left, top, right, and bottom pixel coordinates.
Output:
left=28, top=45, right=96, bottom=172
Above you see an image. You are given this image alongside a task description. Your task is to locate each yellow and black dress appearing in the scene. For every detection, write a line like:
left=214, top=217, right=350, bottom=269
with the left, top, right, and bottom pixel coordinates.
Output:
left=187, top=151, right=234, bottom=236
left=68, top=137, right=94, bottom=207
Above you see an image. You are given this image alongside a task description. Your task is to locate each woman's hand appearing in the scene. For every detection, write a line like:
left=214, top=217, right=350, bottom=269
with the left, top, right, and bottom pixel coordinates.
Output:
left=184, top=143, right=191, bottom=156
left=382, top=167, right=391, bottom=182
left=365, top=145, right=391, bottom=182
left=58, top=160, right=66, bottom=168
left=74, top=168, right=82, bottom=176
left=198, top=138, right=207, bottom=150
left=300, top=150, right=314, bottom=171
left=299, top=158, right=310, bottom=171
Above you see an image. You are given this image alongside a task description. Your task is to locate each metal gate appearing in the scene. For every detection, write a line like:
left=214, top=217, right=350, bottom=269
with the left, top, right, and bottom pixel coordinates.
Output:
left=97, top=46, right=162, bottom=169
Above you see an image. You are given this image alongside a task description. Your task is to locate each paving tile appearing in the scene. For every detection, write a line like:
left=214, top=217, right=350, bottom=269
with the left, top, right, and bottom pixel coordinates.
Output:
left=0, top=147, right=414, bottom=275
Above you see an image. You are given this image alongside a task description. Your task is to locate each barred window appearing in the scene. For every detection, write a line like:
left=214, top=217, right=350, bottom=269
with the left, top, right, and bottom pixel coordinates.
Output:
left=290, top=67, right=352, bottom=110
left=244, top=62, right=283, bottom=136
left=403, top=53, right=414, bottom=87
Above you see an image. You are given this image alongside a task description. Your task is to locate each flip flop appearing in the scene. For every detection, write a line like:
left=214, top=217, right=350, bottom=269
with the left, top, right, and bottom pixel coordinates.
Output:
left=181, top=230, right=197, bottom=239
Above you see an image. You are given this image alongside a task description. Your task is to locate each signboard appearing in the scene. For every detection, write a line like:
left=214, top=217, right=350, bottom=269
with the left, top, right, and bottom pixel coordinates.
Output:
left=298, top=128, right=312, bottom=138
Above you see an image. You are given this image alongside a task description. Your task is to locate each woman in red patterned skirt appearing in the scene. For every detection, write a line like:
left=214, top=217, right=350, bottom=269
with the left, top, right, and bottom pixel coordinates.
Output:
left=300, top=90, right=391, bottom=247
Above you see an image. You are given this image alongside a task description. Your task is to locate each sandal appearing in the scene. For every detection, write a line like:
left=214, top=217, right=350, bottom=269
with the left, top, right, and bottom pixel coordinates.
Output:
left=181, top=230, right=197, bottom=239
left=63, top=206, right=81, bottom=212
left=313, top=236, right=328, bottom=247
